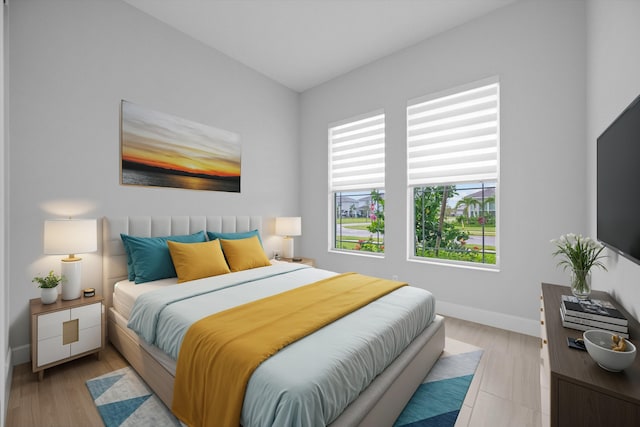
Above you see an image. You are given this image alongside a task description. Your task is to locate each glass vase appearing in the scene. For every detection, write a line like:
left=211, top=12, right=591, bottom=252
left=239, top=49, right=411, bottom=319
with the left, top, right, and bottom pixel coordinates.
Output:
left=571, top=269, right=591, bottom=300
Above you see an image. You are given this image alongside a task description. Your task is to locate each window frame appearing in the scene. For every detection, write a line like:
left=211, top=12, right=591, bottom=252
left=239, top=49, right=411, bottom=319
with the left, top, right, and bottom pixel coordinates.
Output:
left=406, top=77, right=500, bottom=270
left=328, top=110, right=386, bottom=257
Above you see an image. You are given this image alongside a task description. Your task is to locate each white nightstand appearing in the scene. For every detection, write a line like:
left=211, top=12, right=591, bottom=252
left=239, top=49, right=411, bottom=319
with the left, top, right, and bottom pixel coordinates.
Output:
left=277, top=257, right=315, bottom=267
left=30, top=294, right=105, bottom=380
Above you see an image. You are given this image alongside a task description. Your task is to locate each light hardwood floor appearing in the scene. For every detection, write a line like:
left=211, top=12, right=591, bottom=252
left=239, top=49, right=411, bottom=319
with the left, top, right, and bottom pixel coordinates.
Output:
left=6, top=316, right=542, bottom=427
left=7, top=345, right=128, bottom=427
left=446, top=317, right=542, bottom=427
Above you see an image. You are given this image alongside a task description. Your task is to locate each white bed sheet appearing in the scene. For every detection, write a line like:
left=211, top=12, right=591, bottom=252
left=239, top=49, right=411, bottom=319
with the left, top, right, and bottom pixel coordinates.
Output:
left=113, top=277, right=177, bottom=320
left=119, top=263, right=436, bottom=426
left=112, top=261, right=296, bottom=319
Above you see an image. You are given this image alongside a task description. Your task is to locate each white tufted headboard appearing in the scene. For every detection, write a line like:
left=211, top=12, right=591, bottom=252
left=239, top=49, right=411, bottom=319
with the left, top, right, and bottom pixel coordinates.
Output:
left=102, top=216, right=262, bottom=309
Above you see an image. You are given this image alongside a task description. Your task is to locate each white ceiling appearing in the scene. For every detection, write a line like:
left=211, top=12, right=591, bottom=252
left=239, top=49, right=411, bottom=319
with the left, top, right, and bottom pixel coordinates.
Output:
left=123, top=0, right=517, bottom=92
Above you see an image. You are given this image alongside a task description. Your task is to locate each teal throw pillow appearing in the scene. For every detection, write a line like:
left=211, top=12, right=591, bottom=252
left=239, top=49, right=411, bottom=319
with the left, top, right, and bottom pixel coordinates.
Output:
left=121, top=231, right=207, bottom=284
left=120, top=235, right=137, bottom=281
left=206, top=229, right=263, bottom=246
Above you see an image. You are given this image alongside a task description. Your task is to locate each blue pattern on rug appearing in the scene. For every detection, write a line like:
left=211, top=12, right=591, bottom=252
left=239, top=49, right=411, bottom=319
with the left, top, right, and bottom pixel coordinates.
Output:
left=399, top=410, right=460, bottom=427
left=87, top=373, right=125, bottom=400
left=394, top=348, right=483, bottom=427
left=86, top=367, right=182, bottom=427
left=87, top=342, right=482, bottom=427
left=97, top=396, right=152, bottom=427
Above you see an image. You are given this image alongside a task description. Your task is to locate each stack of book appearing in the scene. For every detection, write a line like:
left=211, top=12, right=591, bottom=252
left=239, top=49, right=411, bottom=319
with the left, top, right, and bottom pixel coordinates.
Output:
left=560, top=295, right=629, bottom=338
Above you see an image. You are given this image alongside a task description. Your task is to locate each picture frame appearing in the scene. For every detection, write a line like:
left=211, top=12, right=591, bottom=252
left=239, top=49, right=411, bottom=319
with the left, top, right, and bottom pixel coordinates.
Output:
left=120, top=100, right=241, bottom=193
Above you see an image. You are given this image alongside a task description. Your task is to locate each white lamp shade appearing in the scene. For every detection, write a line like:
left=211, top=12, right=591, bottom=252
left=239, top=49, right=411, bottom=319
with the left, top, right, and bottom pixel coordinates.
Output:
left=44, top=219, right=96, bottom=301
left=44, top=219, right=97, bottom=256
left=275, top=217, right=302, bottom=237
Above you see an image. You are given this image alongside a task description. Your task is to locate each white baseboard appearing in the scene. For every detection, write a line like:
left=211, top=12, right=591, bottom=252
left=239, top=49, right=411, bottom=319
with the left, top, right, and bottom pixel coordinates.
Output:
left=11, top=344, right=29, bottom=367
left=437, top=300, right=540, bottom=337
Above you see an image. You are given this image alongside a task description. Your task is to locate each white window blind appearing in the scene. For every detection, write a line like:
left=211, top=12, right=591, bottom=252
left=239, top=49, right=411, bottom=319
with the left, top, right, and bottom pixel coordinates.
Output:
left=329, top=112, right=385, bottom=192
left=407, top=80, right=499, bottom=187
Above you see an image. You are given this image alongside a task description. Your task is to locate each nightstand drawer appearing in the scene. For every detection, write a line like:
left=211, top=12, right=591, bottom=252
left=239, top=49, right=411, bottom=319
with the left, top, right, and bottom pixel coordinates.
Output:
left=71, top=324, right=101, bottom=356
left=37, top=310, right=70, bottom=340
left=38, top=335, right=70, bottom=366
left=71, top=302, right=101, bottom=329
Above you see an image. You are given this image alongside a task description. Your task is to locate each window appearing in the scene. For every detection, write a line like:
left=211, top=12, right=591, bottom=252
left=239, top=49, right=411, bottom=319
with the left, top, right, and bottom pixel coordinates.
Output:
left=329, top=112, right=385, bottom=254
left=407, top=78, right=499, bottom=266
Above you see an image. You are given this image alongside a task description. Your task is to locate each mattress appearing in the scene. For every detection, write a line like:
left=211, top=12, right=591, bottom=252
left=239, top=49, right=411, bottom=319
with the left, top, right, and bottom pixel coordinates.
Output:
left=113, top=277, right=177, bottom=320
left=118, top=262, right=436, bottom=426
left=112, top=261, right=297, bottom=319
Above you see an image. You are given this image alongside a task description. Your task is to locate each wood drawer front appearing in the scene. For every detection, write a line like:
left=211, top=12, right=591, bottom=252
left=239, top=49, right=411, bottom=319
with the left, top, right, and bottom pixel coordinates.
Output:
left=71, top=324, right=101, bottom=356
left=71, top=303, right=101, bottom=329
left=557, top=379, right=640, bottom=426
left=37, top=310, right=70, bottom=340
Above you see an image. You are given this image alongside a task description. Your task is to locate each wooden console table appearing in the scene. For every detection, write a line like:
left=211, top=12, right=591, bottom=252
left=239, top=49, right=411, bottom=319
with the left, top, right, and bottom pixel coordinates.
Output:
left=540, top=283, right=640, bottom=426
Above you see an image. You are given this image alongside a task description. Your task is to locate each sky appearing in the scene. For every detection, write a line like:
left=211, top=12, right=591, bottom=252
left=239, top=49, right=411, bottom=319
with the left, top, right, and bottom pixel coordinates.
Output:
left=121, top=101, right=241, bottom=177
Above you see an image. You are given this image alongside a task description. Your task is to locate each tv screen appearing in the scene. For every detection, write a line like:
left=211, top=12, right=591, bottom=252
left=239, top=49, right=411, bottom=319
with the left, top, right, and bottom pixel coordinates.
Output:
left=597, top=93, right=640, bottom=265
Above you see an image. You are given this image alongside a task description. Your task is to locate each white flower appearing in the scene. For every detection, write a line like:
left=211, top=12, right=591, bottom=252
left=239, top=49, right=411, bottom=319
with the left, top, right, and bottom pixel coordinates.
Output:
left=551, top=233, right=607, bottom=274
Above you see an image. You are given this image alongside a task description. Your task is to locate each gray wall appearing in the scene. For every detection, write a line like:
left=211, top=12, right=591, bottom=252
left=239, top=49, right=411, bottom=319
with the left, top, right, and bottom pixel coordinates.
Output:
left=300, top=0, right=588, bottom=335
left=587, top=0, right=640, bottom=319
left=7, top=0, right=300, bottom=359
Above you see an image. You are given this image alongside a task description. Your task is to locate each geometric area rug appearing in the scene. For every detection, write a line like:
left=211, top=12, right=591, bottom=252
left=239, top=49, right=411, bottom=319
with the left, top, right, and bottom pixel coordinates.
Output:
left=86, top=338, right=482, bottom=427
left=86, top=367, right=181, bottom=427
left=393, top=338, right=483, bottom=427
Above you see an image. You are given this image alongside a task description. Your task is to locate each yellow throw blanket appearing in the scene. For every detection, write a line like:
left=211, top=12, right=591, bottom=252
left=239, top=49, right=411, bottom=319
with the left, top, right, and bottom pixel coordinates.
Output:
left=172, top=272, right=407, bottom=427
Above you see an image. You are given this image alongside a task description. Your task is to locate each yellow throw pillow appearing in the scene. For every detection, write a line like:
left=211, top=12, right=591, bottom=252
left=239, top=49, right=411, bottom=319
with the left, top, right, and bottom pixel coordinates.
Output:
left=219, top=235, right=271, bottom=272
left=167, top=239, right=230, bottom=283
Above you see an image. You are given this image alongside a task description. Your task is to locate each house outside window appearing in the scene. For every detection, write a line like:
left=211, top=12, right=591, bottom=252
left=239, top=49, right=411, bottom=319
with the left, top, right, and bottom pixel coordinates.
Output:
left=329, top=112, right=385, bottom=255
left=408, top=78, right=499, bottom=267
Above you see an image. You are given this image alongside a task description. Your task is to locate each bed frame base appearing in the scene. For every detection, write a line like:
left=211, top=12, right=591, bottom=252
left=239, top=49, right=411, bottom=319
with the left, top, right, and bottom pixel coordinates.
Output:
left=108, top=311, right=444, bottom=427
left=108, top=316, right=174, bottom=406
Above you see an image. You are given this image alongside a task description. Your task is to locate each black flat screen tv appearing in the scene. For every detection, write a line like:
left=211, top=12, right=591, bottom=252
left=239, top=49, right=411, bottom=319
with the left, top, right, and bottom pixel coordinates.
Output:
left=597, top=93, right=640, bottom=265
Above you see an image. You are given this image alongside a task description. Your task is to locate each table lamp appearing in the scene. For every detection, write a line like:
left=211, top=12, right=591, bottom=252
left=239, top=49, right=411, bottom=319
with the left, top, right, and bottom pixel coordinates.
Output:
left=44, top=218, right=97, bottom=300
left=275, top=217, right=301, bottom=261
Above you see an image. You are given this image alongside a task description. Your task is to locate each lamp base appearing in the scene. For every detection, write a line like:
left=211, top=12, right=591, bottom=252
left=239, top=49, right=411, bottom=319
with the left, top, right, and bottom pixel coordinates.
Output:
left=61, top=259, right=82, bottom=300
left=282, top=237, right=295, bottom=259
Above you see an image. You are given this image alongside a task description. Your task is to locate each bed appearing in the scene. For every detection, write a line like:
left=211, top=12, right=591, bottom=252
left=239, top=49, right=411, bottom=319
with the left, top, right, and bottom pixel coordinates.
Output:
left=102, top=216, right=445, bottom=427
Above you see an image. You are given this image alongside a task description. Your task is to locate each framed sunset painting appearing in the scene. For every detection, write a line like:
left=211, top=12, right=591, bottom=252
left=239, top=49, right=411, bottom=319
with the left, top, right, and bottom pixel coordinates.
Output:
left=120, top=100, right=241, bottom=192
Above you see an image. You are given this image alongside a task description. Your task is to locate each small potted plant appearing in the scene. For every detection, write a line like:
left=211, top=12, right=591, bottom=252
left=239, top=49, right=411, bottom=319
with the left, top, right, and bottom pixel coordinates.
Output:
left=32, top=270, right=63, bottom=304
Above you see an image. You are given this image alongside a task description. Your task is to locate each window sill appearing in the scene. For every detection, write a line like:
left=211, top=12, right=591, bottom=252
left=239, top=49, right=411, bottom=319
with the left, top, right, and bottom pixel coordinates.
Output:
left=329, top=249, right=385, bottom=259
left=407, top=256, right=500, bottom=272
